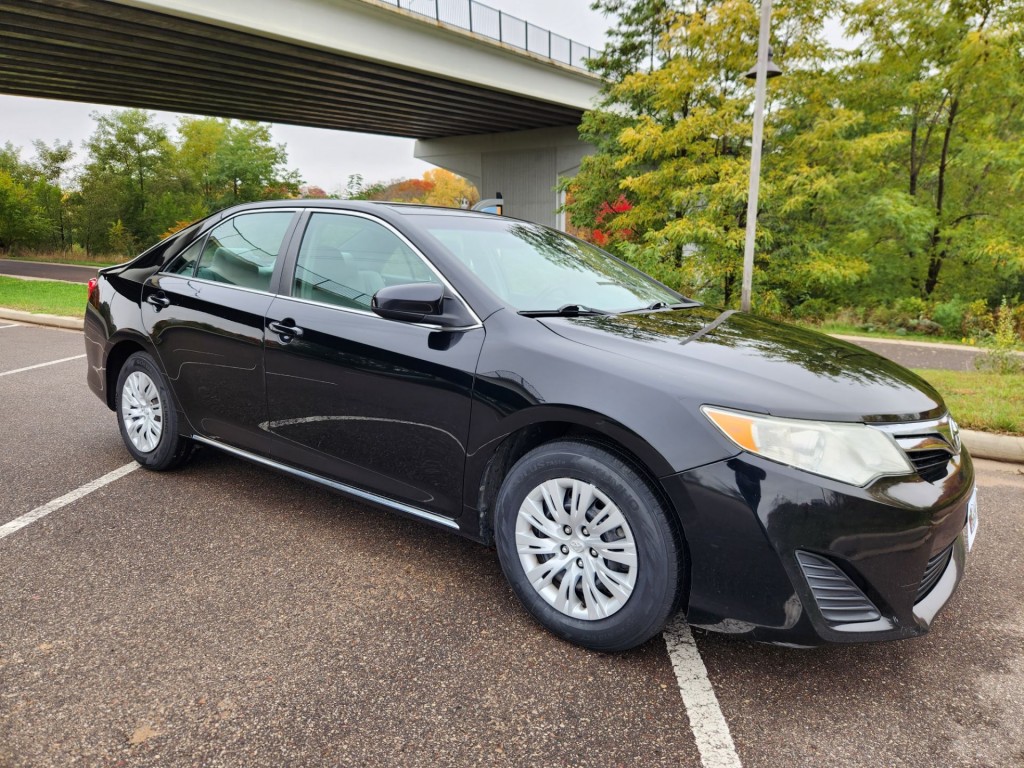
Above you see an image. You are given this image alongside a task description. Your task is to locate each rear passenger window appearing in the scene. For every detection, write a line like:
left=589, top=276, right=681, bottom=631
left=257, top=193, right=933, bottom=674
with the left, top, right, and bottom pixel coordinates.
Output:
left=292, top=212, right=438, bottom=309
left=193, top=212, right=294, bottom=292
left=164, top=237, right=205, bottom=276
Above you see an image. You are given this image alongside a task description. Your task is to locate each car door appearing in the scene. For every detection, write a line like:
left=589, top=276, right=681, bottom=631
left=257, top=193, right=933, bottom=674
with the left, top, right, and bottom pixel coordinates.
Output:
left=263, top=210, right=484, bottom=520
left=141, top=209, right=299, bottom=454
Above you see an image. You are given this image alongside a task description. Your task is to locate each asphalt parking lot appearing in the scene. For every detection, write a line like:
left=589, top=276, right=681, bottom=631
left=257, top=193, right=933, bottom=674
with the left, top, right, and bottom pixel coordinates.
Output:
left=2, top=323, right=1022, bottom=768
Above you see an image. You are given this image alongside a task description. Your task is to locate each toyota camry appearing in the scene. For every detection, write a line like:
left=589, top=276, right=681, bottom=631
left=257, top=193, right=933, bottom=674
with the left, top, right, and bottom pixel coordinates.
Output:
left=84, top=200, right=978, bottom=651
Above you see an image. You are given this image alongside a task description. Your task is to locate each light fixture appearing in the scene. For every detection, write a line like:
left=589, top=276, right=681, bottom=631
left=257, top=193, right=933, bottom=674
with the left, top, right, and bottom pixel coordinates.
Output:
left=745, top=47, right=783, bottom=80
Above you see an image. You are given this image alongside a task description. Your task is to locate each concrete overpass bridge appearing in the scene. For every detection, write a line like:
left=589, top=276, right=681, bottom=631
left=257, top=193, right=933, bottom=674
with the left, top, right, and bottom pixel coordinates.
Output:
left=0, top=0, right=603, bottom=225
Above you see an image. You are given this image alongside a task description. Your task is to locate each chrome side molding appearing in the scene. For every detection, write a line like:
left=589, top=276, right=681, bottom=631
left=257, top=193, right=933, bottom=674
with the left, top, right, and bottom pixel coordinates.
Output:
left=190, top=435, right=460, bottom=530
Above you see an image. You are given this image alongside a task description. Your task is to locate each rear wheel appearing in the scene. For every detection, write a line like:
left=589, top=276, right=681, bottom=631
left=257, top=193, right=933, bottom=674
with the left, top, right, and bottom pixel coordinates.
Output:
left=115, top=352, right=192, bottom=471
left=494, top=440, right=683, bottom=652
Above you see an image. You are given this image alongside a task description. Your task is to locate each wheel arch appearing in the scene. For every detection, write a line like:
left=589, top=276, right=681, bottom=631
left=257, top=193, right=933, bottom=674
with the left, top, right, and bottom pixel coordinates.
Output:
left=469, top=407, right=682, bottom=541
left=102, top=333, right=157, bottom=410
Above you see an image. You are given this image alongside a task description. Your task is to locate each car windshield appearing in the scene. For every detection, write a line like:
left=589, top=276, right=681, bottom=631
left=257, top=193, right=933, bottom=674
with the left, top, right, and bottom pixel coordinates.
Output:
left=414, top=215, right=684, bottom=313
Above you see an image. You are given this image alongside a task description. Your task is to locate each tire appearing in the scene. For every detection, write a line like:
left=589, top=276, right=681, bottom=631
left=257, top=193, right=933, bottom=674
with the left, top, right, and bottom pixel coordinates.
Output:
left=114, top=351, right=193, bottom=471
left=494, top=440, right=683, bottom=652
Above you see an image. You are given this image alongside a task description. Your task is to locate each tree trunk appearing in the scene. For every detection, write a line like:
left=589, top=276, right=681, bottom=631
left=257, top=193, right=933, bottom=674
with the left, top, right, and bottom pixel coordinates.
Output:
left=924, top=97, right=959, bottom=296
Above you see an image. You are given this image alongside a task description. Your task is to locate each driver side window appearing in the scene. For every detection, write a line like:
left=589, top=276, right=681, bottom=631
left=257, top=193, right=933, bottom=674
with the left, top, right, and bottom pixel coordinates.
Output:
left=293, top=213, right=439, bottom=310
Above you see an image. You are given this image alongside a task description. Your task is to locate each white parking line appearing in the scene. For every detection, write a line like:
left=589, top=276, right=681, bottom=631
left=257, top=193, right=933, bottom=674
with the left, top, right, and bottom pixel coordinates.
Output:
left=0, top=354, right=86, bottom=377
left=664, top=617, right=742, bottom=768
left=0, top=462, right=139, bottom=542
left=0, top=323, right=20, bottom=329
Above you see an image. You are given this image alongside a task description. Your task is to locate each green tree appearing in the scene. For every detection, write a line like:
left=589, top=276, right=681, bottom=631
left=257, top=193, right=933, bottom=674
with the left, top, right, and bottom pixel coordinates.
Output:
left=0, top=142, right=37, bottom=185
left=177, top=116, right=229, bottom=211
left=565, top=0, right=838, bottom=309
left=81, top=109, right=174, bottom=244
left=178, top=117, right=302, bottom=213
left=32, top=140, right=75, bottom=249
left=0, top=169, right=46, bottom=250
left=0, top=144, right=45, bottom=249
left=3, top=112, right=306, bottom=256
left=215, top=121, right=300, bottom=204
left=840, top=0, right=1024, bottom=300
left=565, top=0, right=1024, bottom=313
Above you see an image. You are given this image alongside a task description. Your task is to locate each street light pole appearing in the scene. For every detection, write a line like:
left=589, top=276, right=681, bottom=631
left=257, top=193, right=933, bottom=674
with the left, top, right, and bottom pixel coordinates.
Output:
left=740, top=0, right=775, bottom=313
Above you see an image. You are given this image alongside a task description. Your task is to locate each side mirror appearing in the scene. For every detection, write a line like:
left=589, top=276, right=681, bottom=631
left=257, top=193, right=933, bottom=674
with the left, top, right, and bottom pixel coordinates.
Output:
left=371, top=282, right=446, bottom=323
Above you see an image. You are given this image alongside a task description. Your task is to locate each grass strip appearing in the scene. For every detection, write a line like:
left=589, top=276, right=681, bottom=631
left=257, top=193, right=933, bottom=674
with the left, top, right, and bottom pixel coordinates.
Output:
left=0, top=276, right=86, bottom=317
left=913, top=369, right=1024, bottom=436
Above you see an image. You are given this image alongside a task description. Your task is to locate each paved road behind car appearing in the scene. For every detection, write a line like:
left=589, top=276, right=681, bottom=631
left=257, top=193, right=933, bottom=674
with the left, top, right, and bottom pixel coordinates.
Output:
left=0, top=259, right=99, bottom=283
left=834, top=334, right=996, bottom=372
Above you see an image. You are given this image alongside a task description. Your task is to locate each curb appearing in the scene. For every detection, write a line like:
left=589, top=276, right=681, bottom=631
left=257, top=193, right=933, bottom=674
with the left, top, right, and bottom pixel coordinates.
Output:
left=962, top=430, right=1024, bottom=465
left=0, top=308, right=84, bottom=330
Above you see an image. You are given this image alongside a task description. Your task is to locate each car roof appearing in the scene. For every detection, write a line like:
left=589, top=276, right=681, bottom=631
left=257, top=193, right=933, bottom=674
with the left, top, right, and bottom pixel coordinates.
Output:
left=217, top=199, right=508, bottom=222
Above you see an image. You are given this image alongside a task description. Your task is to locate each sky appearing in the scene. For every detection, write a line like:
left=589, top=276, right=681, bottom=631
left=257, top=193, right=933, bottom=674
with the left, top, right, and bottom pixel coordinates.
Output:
left=0, top=0, right=611, bottom=194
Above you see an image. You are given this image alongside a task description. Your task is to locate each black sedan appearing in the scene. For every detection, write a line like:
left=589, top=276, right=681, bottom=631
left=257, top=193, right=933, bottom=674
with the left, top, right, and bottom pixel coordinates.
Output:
left=84, top=200, right=978, bottom=651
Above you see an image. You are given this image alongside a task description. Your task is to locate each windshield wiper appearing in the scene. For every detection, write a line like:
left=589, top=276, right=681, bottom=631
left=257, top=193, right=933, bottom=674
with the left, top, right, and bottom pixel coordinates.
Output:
left=621, top=300, right=701, bottom=314
left=519, top=303, right=612, bottom=318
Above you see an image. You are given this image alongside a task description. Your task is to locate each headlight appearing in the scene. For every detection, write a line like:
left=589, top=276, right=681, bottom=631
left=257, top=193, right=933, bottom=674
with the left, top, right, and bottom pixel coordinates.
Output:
left=701, top=406, right=913, bottom=486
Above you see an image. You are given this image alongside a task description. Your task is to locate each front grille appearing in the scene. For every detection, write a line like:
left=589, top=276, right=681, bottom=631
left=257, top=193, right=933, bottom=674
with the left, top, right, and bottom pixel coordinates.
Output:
left=874, top=417, right=960, bottom=483
left=916, top=544, right=953, bottom=602
left=908, top=449, right=952, bottom=483
left=796, top=551, right=881, bottom=624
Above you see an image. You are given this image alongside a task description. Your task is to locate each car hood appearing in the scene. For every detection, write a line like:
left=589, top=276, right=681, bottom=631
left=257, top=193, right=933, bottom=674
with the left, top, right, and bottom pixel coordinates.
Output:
left=538, top=308, right=945, bottom=423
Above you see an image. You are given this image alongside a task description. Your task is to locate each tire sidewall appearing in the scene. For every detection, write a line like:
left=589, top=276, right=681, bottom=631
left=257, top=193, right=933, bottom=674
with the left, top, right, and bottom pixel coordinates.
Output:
left=115, top=352, right=181, bottom=469
left=494, top=442, right=681, bottom=652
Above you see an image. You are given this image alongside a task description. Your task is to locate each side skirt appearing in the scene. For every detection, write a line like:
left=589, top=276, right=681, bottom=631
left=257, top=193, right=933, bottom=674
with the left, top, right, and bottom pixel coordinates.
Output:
left=190, top=435, right=460, bottom=531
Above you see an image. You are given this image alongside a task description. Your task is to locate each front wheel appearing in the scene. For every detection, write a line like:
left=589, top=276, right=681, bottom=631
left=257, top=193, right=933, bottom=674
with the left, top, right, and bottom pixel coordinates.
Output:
left=114, top=351, right=193, bottom=471
left=494, top=440, right=683, bottom=652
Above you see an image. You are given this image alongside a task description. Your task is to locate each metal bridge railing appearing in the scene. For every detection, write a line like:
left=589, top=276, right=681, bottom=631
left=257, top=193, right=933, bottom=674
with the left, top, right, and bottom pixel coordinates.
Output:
left=378, top=0, right=596, bottom=70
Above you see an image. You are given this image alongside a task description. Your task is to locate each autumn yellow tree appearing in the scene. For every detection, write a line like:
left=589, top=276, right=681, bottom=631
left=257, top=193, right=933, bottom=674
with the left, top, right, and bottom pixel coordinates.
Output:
left=414, top=169, right=479, bottom=208
left=348, top=168, right=479, bottom=208
left=566, top=0, right=1024, bottom=312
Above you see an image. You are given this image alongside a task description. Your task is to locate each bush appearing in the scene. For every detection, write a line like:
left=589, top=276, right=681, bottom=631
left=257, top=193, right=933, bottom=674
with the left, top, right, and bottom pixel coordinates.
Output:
left=963, top=299, right=995, bottom=338
left=976, top=298, right=1023, bottom=374
left=894, top=297, right=927, bottom=319
left=833, top=306, right=867, bottom=327
left=799, top=300, right=1013, bottom=343
left=907, top=318, right=944, bottom=335
left=793, top=298, right=831, bottom=321
left=931, top=297, right=966, bottom=336
left=866, top=305, right=899, bottom=330
left=1013, top=304, right=1024, bottom=341
left=753, top=290, right=787, bottom=320
left=107, top=219, right=138, bottom=257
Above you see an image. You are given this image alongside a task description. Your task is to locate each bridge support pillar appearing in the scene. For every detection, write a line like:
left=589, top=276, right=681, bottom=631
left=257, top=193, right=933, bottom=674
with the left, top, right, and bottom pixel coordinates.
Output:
left=414, top=126, right=591, bottom=229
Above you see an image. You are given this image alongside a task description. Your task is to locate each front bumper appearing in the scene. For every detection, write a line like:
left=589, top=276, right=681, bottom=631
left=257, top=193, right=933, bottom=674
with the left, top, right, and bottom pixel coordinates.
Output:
left=663, top=449, right=974, bottom=646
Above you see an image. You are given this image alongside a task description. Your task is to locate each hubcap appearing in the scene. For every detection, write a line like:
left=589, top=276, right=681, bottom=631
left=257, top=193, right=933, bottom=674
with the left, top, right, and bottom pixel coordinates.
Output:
left=121, top=371, right=163, bottom=453
left=515, top=478, right=638, bottom=620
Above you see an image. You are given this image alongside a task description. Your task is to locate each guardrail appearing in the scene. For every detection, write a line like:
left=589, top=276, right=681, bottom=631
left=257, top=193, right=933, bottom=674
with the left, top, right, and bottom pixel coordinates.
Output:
left=377, top=0, right=597, bottom=70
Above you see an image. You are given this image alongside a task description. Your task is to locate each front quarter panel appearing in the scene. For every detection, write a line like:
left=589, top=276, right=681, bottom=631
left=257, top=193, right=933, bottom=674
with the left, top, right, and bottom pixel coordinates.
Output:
left=463, top=310, right=741, bottom=526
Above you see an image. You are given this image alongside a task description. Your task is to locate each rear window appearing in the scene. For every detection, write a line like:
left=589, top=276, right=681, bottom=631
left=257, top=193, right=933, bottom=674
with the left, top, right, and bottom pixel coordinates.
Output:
left=192, top=212, right=295, bottom=292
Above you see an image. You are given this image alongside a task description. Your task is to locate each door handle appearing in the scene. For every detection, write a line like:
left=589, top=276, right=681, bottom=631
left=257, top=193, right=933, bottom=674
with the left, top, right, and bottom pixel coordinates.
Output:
left=145, top=292, right=170, bottom=309
left=268, top=319, right=304, bottom=339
